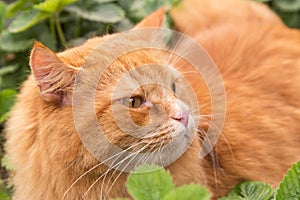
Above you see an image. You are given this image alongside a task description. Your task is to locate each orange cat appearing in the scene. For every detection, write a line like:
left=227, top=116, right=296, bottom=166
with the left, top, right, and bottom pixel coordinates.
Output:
left=171, top=0, right=300, bottom=197
left=5, top=0, right=300, bottom=200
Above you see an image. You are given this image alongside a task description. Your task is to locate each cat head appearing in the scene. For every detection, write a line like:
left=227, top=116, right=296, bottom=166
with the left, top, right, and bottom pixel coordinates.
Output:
left=29, top=7, right=200, bottom=169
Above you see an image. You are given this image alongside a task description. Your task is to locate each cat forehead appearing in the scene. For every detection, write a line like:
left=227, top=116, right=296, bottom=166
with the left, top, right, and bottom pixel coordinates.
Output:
left=110, top=64, right=179, bottom=99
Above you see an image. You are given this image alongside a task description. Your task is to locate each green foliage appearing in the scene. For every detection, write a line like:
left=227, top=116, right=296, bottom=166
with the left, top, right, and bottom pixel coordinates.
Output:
left=0, top=180, right=10, bottom=200
left=220, top=161, right=300, bottom=200
left=0, top=1, right=5, bottom=31
left=126, top=165, right=176, bottom=200
left=0, top=89, right=17, bottom=123
left=219, top=181, right=274, bottom=200
left=120, top=164, right=210, bottom=200
left=269, top=0, right=300, bottom=28
left=255, top=0, right=300, bottom=27
left=275, top=161, right=300, bottom=199
left=66, top=1, right=125, bottom=23
left=162, top=184, right=211, bottom=200
left=1, top=155, right=14, bottom=171
left=8, top=9, right=49, bottom=33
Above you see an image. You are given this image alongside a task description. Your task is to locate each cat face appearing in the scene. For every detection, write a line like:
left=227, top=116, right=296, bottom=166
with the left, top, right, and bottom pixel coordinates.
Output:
left=95, top=60, right=195, bottom=157
left=73, top=47, right=198, bottom=170
left=29, top=8, right=199, bottom=170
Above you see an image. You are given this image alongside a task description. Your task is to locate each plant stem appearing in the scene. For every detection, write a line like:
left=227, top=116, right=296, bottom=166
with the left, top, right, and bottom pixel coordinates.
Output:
left=54, top=12, right=67, bottom=47
left=50, top=15, right=56, bottom=42
left=74, top=17, right=81, bottom=38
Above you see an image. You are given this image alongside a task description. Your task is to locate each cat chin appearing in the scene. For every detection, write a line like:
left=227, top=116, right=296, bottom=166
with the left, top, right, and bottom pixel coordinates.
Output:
left=167, top=118, right=195, bottom=150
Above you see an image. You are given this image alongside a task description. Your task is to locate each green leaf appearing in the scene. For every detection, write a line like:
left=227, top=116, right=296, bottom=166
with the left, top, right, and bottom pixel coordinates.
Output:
left=275, top=9, right=300, bottom=28
left=126, top=165, right=175, bottom=200
left=0, top=65, right=19, bottom=76
left=59, top=0, right=79, bottom=9
left=93, top=0, right=116, bottom=3
left=0, top=30, right=34, bottom=52
left=275, top=161, right=300, bottom=200
left=274, top=0, right=300, bottom=12
left=163, top=184, right=211, bottom=200
left=0, top=64, right=29, bottom=91
left=0, top=1, right=6, bottom=31
left=114, top=18, right=134, bottom=32
left=8, top=9, right=50, bottom=33
left=0, top=180, right=10, bottom=200
left=66, top=2, right=125, bottom=23
left=34, top=0, right=61, bottom=13
left=219, top=181, right=273, bottom=200
left=0, top=89, right=17, bottom=121
left=1, top=155, right=14, bottom=171
left=0, top=112, right=9, bottom=124
left=34, top=0, right=78, bottom=13
left=5, top=0, right=30, bottom=18
left=119, top=0, right=171, bottom=22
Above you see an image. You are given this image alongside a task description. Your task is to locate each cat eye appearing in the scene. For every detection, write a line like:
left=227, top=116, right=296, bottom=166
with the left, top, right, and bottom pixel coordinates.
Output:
left=121, top=96, right=145, bottom=108
left=171, top=83, right=176, bottom=93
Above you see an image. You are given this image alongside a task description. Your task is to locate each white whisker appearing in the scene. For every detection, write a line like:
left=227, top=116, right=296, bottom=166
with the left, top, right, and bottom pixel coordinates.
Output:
left=102, top=138, right=157, bottom=198
left=62, top=140, right=147, bottom=199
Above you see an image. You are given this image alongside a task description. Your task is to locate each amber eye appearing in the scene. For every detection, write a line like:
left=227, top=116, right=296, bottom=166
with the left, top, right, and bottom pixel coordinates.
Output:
left=171, top=83, right=176, bottom=93
left=121, top=96, right=144, bottom=108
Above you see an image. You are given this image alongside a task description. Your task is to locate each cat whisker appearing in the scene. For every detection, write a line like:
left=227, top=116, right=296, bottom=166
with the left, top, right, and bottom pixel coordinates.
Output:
left=189, top=104, right=209, bottom=114
left=157, top=140, right=167, bottom=167
left=62, top=140, right=147, bottom=199
left=176, top=70, right=200, bottom=75
left=59, top=156, right=80, bottom=176
left=100, top=138, right=158, bottom=198
left=82, top=151, right=137, bottom=199
left=164, top=32, right=186, bottom=67
left=192, top=113, right=225, bottom=118
left=195, top=118, right=233, bottom=186
left=199, top=117, right=233, bottom=159
left=195, top=130, right=225, bottom=186
left=167, top=38, right=195, bottom=68
left=101, top=138, right=157, bottom=199
left=98, top=139, right=153, bottom=198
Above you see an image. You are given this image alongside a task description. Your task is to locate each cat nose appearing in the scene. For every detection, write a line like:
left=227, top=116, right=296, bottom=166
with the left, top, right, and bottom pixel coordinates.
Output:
left=172, top=111, right=189, bottom=128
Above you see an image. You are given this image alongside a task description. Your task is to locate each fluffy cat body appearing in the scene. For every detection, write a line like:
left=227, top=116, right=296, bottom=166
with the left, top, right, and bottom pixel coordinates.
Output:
left=6, top=0, right=300, bottom=199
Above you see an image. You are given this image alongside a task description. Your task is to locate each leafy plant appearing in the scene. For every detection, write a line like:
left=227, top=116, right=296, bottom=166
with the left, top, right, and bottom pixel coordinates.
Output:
left=112, top=162, right=300, bottom=200
left=259, top=0, right=300, bottom=28
left=219, top=182, right=274, bottom=200
left=0, top=89, right=17, bottom=124
left=220, top=161, right=300, bottom=200
left=275, top=160, right=300, bottom=199
left=0, top=180, right=10, bottom=200
left=114, top=164, right=211, bottom=200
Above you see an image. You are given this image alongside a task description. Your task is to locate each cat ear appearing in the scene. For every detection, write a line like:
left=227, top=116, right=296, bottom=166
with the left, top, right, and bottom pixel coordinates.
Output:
left=30, top=41, right=76, bottom=106
left=134, top=7, right=165, bottom=28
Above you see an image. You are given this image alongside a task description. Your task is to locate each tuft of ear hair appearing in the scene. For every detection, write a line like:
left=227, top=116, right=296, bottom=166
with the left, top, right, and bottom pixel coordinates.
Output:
left=30, top=41, right=76, bottom=106
left=134, top=7, right=165, bottom=29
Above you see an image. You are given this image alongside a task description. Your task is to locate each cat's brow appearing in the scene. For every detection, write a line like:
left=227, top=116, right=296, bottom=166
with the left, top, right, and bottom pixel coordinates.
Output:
left=111, top=90, right=145, bottom=102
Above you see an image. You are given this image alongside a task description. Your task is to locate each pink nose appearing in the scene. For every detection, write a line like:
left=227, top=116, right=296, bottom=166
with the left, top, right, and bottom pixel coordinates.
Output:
left=172, top=111, right=189, bottom=128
